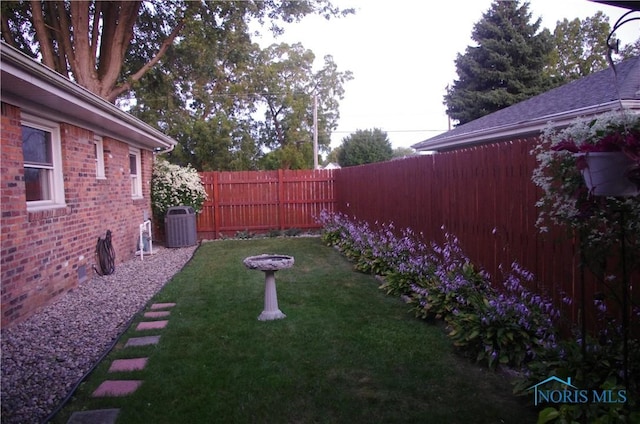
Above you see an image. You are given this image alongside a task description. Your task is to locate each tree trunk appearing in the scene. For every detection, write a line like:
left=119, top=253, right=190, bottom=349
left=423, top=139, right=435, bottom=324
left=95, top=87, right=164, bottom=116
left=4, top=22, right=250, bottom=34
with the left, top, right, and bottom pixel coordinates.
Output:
left=26, top=0, right=183, bottom=104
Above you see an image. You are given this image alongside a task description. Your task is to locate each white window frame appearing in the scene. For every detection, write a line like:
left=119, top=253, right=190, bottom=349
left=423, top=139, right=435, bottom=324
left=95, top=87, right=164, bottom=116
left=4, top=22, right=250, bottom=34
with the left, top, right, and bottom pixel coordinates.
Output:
left=94, top=136, right=106, bottom=179
left=129, top=147, right=143, bottom=199
left=21, top=114, right=66, bottom=211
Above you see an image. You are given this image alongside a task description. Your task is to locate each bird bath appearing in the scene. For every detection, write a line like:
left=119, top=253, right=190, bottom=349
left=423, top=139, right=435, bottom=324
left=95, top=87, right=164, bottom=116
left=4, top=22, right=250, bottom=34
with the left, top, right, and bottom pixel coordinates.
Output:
left=243, top=254, right=294, bottom=321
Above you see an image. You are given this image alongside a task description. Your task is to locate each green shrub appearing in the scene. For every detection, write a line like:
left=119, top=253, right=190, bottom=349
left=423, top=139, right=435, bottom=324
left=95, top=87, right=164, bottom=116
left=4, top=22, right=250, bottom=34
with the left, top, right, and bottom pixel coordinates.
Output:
left=235, top=229, right=255, bottom=239
left=284, top=227, right=301, bottom=237
left=514, top=327, right=639, bottom=424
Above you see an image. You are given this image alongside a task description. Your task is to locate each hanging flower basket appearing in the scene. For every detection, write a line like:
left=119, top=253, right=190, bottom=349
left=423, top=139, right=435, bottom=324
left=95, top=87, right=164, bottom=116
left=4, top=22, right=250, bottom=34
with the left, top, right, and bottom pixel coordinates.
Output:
left=577, top=152, right=640, bottom=197
left=532, top=109, right=640, bottom=235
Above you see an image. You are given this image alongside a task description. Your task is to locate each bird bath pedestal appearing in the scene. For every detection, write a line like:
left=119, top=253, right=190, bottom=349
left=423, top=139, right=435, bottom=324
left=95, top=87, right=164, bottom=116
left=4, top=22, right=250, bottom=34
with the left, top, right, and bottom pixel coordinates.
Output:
left=243, top=254, right=294, bottom=321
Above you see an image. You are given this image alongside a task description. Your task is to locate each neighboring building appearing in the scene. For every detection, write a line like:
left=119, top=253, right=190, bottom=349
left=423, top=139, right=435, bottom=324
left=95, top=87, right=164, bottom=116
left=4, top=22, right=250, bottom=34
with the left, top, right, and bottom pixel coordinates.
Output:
left=323, top=162, right=341, bottom=169
left=413, top=56, right=640, bottom=152
left=0, top=42, right=177, bottom=327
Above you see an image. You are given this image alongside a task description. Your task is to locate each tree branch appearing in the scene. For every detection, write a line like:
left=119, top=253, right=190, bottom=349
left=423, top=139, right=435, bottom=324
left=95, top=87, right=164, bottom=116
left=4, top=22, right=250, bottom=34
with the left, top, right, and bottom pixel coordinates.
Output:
left=90, top=1, right=101, bottom=66
left=99, top=1, right=143, bottom=100
left=267, top=98, right=286, bottom=146
left=106, top=20, right=185, bottom=102
left=51, top=1, right=75, bottom=77
left=1, top=10, right=17, bottom=48
left=29, top=0, right=57, bottom=69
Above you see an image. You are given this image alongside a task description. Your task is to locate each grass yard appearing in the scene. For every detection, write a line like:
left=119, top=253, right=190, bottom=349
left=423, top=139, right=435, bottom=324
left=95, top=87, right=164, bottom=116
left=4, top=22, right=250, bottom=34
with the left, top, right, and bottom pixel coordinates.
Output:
left=52, top=237, right=537, bottom=423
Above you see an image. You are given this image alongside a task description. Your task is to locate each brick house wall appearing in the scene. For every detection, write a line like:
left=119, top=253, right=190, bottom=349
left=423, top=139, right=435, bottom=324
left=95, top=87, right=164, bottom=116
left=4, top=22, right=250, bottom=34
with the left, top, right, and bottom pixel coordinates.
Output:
left=1, top=102, right=155, bottom=328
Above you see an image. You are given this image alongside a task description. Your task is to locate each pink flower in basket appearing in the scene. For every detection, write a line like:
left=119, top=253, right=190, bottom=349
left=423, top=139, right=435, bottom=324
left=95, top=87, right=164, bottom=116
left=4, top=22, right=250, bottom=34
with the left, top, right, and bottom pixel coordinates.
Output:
left=551, top=114, right=640, bottom=196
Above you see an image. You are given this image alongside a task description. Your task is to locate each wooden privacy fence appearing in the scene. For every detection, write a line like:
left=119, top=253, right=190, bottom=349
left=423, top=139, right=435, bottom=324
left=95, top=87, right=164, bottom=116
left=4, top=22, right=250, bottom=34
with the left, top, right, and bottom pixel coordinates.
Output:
left=192, top=143, right=636, bottom=332
left=334, top=139, right=638, bottom=333
left=196, top=169, right=335, bottom=239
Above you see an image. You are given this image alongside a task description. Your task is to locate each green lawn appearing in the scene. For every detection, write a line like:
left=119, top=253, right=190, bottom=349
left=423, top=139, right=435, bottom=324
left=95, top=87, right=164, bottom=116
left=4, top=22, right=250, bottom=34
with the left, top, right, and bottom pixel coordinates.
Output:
left=53, top=237, right=537, bottom=423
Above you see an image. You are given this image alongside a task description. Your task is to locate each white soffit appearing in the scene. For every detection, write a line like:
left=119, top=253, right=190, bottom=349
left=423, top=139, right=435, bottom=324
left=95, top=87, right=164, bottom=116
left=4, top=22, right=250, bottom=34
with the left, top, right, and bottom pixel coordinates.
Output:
left=0, top=42, right=176, bottom=150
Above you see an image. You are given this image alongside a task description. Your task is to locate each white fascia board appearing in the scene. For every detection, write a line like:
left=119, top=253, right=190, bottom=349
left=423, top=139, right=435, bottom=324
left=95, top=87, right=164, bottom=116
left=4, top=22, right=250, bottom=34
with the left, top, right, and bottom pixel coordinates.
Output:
left=417, top=101, right=640, bottom=152
left=0, top=43, right=176, bottom=150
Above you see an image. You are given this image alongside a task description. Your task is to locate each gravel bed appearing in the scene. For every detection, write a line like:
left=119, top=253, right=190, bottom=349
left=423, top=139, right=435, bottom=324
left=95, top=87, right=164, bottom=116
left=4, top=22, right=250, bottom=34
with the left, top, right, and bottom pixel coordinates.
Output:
left=1, top=244, right=198, bottom=424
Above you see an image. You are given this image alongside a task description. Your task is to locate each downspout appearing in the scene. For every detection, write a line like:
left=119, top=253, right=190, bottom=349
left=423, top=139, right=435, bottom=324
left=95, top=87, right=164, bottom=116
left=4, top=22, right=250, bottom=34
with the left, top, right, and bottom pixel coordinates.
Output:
left=154, top=144, right=175, bottom=157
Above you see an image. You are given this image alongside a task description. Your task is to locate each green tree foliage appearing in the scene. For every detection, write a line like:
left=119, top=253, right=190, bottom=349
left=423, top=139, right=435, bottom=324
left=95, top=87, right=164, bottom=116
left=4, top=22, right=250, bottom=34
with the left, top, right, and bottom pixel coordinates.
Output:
left=251, top=43, right=353, bottom=169
left=132, top=41, right=352, bottom=171
left=0, top=1, right=351, bottom=103
left=618, top=38, right=640, bottom=60
left=1, top=1, right=353, bottom=171
left=443, top=0, right=554, bottom=126
left=392, top=147, right=416, bottom=159
left=547, top=12, right=611, bottom=83
left=325, top=146, right=342, bottom=165
left=337, top=128, right=393, bottom=167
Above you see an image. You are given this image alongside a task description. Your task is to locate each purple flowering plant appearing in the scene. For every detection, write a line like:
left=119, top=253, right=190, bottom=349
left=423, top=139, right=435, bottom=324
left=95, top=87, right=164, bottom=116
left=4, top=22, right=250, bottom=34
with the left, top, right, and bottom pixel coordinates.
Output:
left=316, top=211, right=639, bottom=421
left=316, top=211, right=560, bottom=370
left=447, top=262, right=559, bottom=369
left=409, top=232, right=493, bottom=323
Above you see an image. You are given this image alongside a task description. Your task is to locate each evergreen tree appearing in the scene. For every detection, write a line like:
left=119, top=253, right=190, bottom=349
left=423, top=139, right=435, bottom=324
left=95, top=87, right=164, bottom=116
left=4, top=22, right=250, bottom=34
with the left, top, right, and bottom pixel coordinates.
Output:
left=444, top=0, right=554, bottom=125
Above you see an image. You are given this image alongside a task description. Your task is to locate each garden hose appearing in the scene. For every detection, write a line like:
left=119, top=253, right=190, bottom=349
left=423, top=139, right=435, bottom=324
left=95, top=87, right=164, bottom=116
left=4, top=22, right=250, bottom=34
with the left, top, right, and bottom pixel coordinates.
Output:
left=94, top=230, right=116, bottom=276
left=42, top=244, right=201, bottom=424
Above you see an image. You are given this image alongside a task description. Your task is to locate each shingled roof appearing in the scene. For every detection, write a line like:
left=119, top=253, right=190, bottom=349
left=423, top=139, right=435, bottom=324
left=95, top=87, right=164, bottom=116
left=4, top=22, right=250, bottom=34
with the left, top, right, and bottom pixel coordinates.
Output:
left=412, top=56, right=640, bottom=152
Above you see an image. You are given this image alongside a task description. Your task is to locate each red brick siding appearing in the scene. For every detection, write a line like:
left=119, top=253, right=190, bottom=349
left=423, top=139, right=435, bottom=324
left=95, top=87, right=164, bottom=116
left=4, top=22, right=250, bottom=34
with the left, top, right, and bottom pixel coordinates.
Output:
left=1, top=103, right=156, bottom=328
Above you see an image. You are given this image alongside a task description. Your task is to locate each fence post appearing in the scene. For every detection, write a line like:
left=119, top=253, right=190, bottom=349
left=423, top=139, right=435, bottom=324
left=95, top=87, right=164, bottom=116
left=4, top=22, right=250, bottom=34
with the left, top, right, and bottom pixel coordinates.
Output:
left=278, top=169, right=285, bottom=231
left=213, top=171, right=220, bottom=238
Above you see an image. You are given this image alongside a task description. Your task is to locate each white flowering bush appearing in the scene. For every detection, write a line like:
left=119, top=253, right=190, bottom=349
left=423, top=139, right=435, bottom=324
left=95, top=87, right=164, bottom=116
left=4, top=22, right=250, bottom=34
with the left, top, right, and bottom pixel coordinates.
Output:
left=151, top=159, right=208, bottom=219
left=532, top=111, right=640, bottom=248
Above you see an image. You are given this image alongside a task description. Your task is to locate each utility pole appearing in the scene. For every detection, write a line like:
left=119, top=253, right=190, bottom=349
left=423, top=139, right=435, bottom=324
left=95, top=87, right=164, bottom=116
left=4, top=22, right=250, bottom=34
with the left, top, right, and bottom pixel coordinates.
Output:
left=313, top=94, right=318, bottom=170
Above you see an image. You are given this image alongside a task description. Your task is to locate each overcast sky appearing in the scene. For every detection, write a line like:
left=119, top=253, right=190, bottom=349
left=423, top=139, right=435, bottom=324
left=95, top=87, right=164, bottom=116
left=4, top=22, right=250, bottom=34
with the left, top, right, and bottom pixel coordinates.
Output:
left=255, top=0, right=640, bottom=152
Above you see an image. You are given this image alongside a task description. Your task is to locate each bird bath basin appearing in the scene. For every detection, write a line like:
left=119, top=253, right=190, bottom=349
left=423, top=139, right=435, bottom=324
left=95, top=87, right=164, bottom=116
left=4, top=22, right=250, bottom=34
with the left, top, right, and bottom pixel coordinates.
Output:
left=243, top=254, right=294, bottom=321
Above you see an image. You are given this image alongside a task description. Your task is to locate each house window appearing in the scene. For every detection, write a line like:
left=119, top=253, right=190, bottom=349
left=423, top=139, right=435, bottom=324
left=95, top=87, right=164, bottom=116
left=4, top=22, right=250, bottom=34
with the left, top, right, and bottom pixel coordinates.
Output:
left=21, top=115, right=65, bottom=209
left=129, top=147, right=142, bottom=198
left=94, top=136, right=105, bottom=179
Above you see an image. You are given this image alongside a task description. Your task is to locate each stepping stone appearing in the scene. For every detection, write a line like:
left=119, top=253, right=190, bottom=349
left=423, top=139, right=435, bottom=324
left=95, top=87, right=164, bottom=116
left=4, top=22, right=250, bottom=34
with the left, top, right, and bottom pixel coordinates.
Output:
left=108, top=357, right=148, bottom=373
left=125, top=335, right=160, bottom=347
left=67, top=408, right=120, bottom=424
left=92, top=380, right=142, bottom=397
left=144, top=310, right=170, bottom=318
left=136, top=320, right=168, bottom=331
left=150, top=302, right=176, bottom=310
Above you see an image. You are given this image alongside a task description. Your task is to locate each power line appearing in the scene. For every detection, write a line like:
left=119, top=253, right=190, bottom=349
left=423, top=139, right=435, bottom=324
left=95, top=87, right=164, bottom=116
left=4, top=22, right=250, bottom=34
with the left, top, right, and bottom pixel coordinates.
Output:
left=332, top=129, right=447, bottom=134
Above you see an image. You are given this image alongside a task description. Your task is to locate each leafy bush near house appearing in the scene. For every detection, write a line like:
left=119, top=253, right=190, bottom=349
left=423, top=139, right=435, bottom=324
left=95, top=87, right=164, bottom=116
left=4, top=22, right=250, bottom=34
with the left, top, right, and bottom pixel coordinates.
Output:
left=315, top=210, right=638, bottom=423
left=151, top=159, right=207, bottom=220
